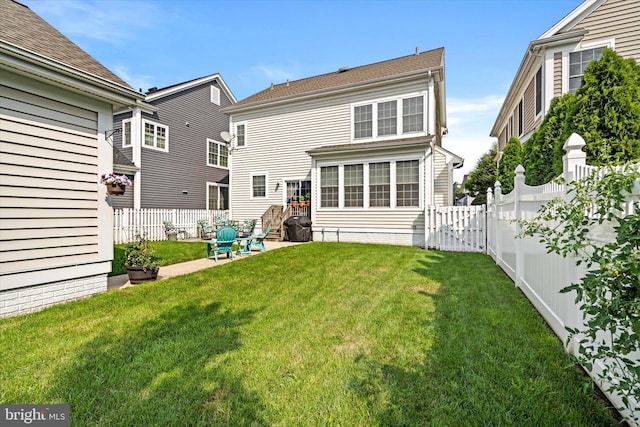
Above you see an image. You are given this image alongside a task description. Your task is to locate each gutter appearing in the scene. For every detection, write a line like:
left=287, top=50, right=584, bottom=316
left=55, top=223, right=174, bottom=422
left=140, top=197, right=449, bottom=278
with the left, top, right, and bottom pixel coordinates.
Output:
left=0, top=41, right=145, bottom=107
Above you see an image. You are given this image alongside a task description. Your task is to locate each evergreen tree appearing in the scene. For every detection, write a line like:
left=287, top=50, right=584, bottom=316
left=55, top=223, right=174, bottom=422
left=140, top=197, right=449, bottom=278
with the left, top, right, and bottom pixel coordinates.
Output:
left=522, top=94, right=575, bottom=185
left=567, top=48, right=640, bottom=164
left=464, top=144, right=497, bottom=205
left=497, top=136, right=522, bottom=194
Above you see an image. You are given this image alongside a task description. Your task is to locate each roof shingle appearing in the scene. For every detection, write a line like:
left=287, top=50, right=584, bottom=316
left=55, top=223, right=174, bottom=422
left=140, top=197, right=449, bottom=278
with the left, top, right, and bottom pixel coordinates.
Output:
left=0, top=0, right=132, bottom=88
left=227, top=47, right=444, bottom=111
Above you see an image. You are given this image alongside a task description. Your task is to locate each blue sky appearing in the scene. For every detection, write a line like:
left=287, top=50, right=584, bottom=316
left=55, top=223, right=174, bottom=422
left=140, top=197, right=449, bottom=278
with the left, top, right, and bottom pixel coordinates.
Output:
left=22, top=0, right=583, bottom=181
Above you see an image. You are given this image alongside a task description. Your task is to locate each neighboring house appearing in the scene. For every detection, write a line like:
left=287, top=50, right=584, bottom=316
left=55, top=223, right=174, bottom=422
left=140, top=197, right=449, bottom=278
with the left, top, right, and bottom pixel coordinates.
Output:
left=0, top=0, right=144, bottom=317
left=111, top=74, right=236, bottom=210
left=222, top=47, right=463, bottom=247
left=490, top=0, right=640, bottom=155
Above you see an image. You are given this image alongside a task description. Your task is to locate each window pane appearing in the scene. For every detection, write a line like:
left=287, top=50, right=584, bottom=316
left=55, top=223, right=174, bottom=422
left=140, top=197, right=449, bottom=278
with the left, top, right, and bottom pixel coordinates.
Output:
left=344, top=164, right=363, bottom=207
left=535, top=67, right=542, bottom=115
left=219, top=144, right=228, bottom=167
left=402, top=97, right=424, bottom=133
left=208, top=186, right=219, bottom=210
left=144, top=123, right=154, bottom=146
left=354, top=105, right=372, bottom=139
left=320, top=166, right=338, bottom=208
left=378, top=101, right=397, bottom=136
left=253, top=175, right=266, bottom=197
left=369, top=162, right=390, bottom=207
left=156, top=126, right=166, bottom=149
left=123, top=121, right=131, bottom=146
left=208, top=141, right=217, bottom=165
left=569, top=48, right=603, bottom=93
left=396, top=160, right=419, bottom=207
left=220, top=186, right=229, bottom=209
left=237, top=124, right=245, bottom=147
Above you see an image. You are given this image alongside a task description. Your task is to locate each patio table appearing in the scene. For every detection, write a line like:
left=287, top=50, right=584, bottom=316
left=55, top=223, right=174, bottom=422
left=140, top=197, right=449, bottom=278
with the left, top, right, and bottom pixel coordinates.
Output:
left=235, top=236, right=253, bottom=255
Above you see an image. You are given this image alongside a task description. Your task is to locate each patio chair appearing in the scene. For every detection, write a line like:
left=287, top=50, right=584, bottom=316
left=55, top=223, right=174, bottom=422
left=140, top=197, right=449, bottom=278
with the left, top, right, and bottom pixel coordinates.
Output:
left=207, top=226, right=237, bottom=261
left=249, top=222, right=272, bottom=253
left=197, top=219, right=215, bottom=239
left=238, top=218, right=257, bottom=237
left=163, top=221, right=186, bottom=240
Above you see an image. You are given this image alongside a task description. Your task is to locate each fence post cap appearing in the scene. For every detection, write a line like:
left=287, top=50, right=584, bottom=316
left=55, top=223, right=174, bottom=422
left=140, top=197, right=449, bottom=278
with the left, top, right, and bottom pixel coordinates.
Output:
left=515, top=164, right=525, bottom=175
left=495, top=181, right=502, bottom=188
left=563, top=133, right=586, bottom=151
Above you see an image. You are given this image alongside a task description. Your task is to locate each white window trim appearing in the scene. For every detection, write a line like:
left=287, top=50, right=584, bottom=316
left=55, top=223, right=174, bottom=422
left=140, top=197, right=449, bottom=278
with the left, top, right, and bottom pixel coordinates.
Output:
left=142, top=119, right=169, bottom=152
left=317, top=155, right=423, bottom=210
left=122, top=118, right=132, bottom=148
left=206, top=138, right=229, bottom=169
left=351, top=92, right=428, bottom=142
left=234, top=121, right=247, bottom=148
left=250, top=172, right=268, bottom=199
left=206, top=182, right=229, bottom=210
left=562, top=39, right=614, bottom=94
left=210, top=85, right=221, bottom=105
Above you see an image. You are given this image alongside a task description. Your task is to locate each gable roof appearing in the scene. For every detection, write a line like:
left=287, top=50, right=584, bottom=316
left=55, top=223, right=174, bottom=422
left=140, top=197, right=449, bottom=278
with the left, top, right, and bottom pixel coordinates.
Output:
left=145, top=73, right=237, bottom=103
left=223, top=47, right=445, bottom=113
left=0, top=0, right=131, bottom=89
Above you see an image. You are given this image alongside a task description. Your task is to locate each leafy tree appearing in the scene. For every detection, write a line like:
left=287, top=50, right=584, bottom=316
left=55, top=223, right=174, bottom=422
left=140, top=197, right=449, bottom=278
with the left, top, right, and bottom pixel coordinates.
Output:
left=568, top=48, right=640, bottom=165
left=464, top=144, right=497, bottom=205
left=522, top=94, right=576, bottom=185
left=497, top=136, right=522, bottom=193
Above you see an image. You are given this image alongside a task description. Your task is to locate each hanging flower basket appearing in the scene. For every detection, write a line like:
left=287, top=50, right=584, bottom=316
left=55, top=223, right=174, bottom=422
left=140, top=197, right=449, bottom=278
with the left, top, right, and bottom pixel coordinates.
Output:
left=106, top=184, right=126, bottom=195
left=101, top=173, right=131, bottom=196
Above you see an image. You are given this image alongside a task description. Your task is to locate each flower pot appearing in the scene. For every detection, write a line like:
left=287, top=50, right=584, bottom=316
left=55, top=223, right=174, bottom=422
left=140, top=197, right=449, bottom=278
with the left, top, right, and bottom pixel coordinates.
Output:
left=126, top=266, right=159, bottom=284
left=106, top=184, right=125, bottom=195
left=292, top=201, right=299, bottom=207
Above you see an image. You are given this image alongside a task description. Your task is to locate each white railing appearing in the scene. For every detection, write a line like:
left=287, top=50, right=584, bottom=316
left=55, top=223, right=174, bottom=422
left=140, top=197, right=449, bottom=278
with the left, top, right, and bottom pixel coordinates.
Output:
left=425, top=205, right=486, bottom=253
left=113, top=209, right=229, bottom=244
left=486, top=133, right=639, bottom=423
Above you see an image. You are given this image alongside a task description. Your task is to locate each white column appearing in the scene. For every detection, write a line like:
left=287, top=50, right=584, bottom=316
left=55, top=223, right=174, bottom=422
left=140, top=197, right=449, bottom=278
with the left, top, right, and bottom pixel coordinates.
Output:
left=132, top=106, right=142, bottom=209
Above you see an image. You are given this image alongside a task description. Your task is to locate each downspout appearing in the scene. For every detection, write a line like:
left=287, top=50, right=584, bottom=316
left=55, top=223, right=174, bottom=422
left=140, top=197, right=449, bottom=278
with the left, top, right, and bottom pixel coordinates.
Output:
left=132, top=106, right=142, bottom=209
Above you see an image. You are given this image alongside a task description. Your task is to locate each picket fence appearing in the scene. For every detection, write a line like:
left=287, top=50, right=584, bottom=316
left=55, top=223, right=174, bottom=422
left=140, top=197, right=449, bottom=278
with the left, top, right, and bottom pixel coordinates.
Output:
left=425, top=205, right=486, bottom=253
left=113, top=209, right=229, bottom=244
left=486, top=134, right=639, bottom=423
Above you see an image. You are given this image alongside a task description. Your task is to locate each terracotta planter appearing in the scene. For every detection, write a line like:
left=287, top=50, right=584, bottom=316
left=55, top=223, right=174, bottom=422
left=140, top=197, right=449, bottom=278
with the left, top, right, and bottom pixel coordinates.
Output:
left=292, top=201, right=299, bottom=207
left=126, top=266, right=159, bottom=284
left=106, top=184, right=125, bottom=195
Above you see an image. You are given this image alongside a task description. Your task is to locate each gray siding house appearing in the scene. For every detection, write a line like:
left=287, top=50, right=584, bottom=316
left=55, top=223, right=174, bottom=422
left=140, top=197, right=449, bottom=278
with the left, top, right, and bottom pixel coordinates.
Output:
left=0, top=0, right=144, bottom=317
left=112, top=74, right=236, bottom=210
left=491, top=0, right=640, bottom=154
left=222, top=48, right=463, bottom=247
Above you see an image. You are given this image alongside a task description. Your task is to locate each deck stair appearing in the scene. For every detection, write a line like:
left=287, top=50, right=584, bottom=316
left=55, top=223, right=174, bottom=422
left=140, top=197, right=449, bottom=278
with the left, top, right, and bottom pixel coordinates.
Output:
left=261, top=205, right=310, bottom=240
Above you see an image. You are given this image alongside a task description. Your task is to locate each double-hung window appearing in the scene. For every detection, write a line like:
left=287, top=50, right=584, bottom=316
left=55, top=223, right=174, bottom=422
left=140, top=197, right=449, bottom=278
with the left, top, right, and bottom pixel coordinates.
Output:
left=122, top=119, right=132, bottom=147
left=402, top=96, right=424, bottom=133
left=354, top=105, right=373, bottom=139
left=369, top=162, right=390, bottom=207
left=396, top=160, right=419, bottom=207
left=377, top=101, right=397, bottom=136
left=344, top=164, right=364, bottom=207
left=535, top=67, right=543, bottom=116
left=207, top=139, right=228, bottom=168
left=143, top=120, right=168, bottom=151
left=236, top=123, right=246, bottom=147
left=569, top=47, right=604, bottom=93
left=208, top=184, right=229, bottom=210
left=252, top=174, right=266, bottom=198
left=320, top=166, right=339, bottom=208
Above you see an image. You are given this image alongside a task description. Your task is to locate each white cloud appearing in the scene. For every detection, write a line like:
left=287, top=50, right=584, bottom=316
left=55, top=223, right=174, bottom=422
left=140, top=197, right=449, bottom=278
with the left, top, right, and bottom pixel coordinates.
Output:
left=24, top=0, right=160, bottom=45
left=443, top=95, right=504, bottom=183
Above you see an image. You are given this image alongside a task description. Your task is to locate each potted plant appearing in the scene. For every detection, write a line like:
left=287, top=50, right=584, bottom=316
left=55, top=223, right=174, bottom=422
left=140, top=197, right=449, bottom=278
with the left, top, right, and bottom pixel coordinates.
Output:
left=101, top=173, right=132, bottom=195
left=124, top=234, right=159, bottom=284
left=291, top=194, right=299, bottom=207
left=304, top=192, right=311, bottom=206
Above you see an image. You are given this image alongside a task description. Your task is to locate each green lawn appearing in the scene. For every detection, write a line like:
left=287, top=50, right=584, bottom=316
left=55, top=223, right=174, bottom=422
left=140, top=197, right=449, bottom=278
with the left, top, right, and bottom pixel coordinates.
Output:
left=1, top=243, right=618, bottom=426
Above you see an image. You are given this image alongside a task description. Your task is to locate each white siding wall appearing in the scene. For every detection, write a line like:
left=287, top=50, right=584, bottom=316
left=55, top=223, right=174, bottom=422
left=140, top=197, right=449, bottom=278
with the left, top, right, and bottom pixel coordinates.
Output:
left=433, top=150, right=448, bottom=206
left=0, top=71, right=114, bottom=316
left=230, top=78, right=434, bottom=242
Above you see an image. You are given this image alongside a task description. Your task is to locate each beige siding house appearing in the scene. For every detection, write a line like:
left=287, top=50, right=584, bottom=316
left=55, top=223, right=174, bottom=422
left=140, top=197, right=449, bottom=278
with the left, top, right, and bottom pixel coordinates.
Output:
left=0, top=0, right=144, bottom=317
left=491, top=0, right=640, bottom=154
left=222, top=48, right=462, bottom=247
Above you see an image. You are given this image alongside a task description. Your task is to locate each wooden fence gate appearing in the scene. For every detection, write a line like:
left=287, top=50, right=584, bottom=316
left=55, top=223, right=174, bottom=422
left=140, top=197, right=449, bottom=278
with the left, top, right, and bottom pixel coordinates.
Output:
left=425, top=205, right=486, bottom=253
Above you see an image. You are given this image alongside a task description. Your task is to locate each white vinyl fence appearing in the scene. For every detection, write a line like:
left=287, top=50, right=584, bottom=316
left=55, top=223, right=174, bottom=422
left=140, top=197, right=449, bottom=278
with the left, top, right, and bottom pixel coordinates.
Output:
left=113, top=209, right=229, bottom=244
left=487, top=134, right=639, bottom=422
left=425, top=205, right=486, bottom=252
